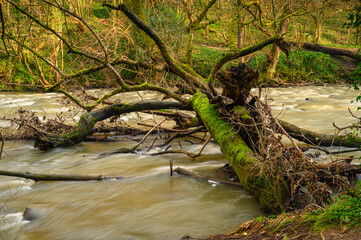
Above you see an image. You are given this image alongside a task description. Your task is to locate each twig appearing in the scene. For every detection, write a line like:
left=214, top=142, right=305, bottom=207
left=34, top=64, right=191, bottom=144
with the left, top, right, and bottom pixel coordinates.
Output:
left=332, top=122, right=354, bottom=131
left=162, top=126, right=206, bottom=146
left=192, top=135, right=212, bottom=158
left=147, top=136, right=158, bottom=152
left=137, top=122, right=198, bottom=132
left=169, top=159, right=173, bottom=176
left=147, top=135, right=210, bottom=158
left=132, top=119, right=166, bottom=150
left=0, top=132, right=4, bottom=160
left=348, top=108, right=360, bottom=119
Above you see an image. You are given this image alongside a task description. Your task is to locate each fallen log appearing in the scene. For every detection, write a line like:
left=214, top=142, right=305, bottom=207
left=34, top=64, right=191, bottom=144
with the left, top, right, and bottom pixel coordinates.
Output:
left=278, top=119, right=361, bottom=149
left=34, top=101, right=192, bottom=150
left=190, top=92, right=289, bottom=212
left=0, top=170, right=123, bottom=181
left=289, top=41, right=361, bottom=61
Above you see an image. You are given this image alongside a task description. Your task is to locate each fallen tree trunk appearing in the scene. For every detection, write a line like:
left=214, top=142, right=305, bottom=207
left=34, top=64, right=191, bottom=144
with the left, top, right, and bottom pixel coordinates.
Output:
left=0, top=170, right=123, bottom=181
left=34, top=101, right=192, bottom=150
left=278, top=119, right=361, bottom=148
left=190, top=92, right=289, bottom=212
left=289, top=41, right=361, bottom=61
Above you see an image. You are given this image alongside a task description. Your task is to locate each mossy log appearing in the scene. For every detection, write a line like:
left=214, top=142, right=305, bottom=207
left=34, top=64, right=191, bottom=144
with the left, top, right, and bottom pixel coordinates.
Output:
left=0, top=170, right=122, bottom=181
left=278, top=119, right=361, bottom=148
left=190, top=92, right=288, bottom=212
left=34, top=101, right=192, bottom=150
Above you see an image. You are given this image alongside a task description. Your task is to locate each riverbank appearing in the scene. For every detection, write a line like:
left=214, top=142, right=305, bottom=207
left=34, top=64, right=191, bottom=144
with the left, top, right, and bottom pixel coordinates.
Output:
left=200, top=210, right=361, bottom=240
left=195, top=162, right=361, bottom=240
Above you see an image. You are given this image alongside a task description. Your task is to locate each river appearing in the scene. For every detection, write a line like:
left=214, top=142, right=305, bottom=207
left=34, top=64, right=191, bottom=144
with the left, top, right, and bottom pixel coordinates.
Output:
left=0, top=85, right=360, bottom=240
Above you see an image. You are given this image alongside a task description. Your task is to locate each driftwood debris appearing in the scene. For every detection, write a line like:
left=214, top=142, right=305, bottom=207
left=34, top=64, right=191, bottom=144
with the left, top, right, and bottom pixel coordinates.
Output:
left=0, top=170, right=123, bottom=182
left=315, top=160, right=361, bottom=185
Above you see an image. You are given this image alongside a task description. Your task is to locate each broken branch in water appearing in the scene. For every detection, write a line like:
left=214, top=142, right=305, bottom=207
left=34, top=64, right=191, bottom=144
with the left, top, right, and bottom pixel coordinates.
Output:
left=137, top=122, right=194, bottom=132
left=133, top=119, right=166, bottom=150
left=173, top=167, right=242, bottom=186
left=309, top=146, right=360, bottom=155
left=162, top=126, right=206, bottom=146
left=0, top=170, right=123, bottom=182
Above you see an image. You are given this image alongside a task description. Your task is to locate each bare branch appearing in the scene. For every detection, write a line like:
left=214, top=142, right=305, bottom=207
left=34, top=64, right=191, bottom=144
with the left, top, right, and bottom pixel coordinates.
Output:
left=5, top=0, right=104, bottom=63
left=40, top=0, right=109, bottom=61
left=103, top=3, right=210, bottom=93
left=133, top=119, right=166, bottom=150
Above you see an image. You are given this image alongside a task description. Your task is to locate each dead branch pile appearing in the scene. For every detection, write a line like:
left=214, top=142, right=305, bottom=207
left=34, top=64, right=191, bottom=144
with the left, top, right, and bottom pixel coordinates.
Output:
left=215, top=91, right=352, bottom=210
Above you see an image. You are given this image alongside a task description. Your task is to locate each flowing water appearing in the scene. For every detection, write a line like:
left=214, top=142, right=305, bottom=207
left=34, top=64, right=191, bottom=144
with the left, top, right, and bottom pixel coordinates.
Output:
left=0, top=85, right=360, bottom=240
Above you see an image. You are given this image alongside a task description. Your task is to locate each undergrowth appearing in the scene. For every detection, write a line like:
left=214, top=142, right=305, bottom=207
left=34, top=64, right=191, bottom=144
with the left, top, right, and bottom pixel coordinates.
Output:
left=312, top=181, right=361, bottom=228
left=249, top=50, right=340, bottom=84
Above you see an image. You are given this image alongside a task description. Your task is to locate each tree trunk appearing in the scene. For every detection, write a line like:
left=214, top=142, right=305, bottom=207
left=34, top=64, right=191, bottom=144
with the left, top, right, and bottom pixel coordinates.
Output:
left=266, top=17, right=290, bottom=78
left=124, top=0, right=154, bottom=49
left=190, top=92, right=289, bottom=212
left=313, top=19, right=322, bottom=43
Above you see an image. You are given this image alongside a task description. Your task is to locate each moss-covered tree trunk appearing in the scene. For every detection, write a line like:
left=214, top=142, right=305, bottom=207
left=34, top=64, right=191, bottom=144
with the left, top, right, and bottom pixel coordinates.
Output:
left=124, top=0, right=154, bottom=49
left=34, top=101, right=191, bottom=150
left=190, top=92, right=288, bottom=212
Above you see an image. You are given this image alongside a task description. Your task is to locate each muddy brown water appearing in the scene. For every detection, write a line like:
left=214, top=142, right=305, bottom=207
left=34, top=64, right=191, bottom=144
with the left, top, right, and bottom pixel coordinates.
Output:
left=0, top=85, right=360, bottom=240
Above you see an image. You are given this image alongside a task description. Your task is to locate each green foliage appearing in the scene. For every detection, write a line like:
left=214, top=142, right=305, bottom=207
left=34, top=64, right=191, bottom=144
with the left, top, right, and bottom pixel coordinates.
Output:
left=0, top=56, right=37, bottom=91
left=146, top=3, right=185, bottom=52
left=344, top=0, right=361, bottom=29
left=346, top=0, right=361, bottom=104
left=313, top=182, right=361, bottom=228
left=249, top=50, right=340, bottom=83
left=350, top=64, right=361, bottom=95
left=92, top=2, right=110, bottom=19
left=192, top=45, right=224, bottom=77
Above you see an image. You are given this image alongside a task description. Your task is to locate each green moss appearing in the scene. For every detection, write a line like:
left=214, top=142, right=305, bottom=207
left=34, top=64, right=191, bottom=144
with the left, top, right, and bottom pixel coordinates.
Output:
left=190, top=92, right=287, bottom=212
left=232, top=106, right=251, bottom=119
left=0, top=56, right=37, bottom=91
